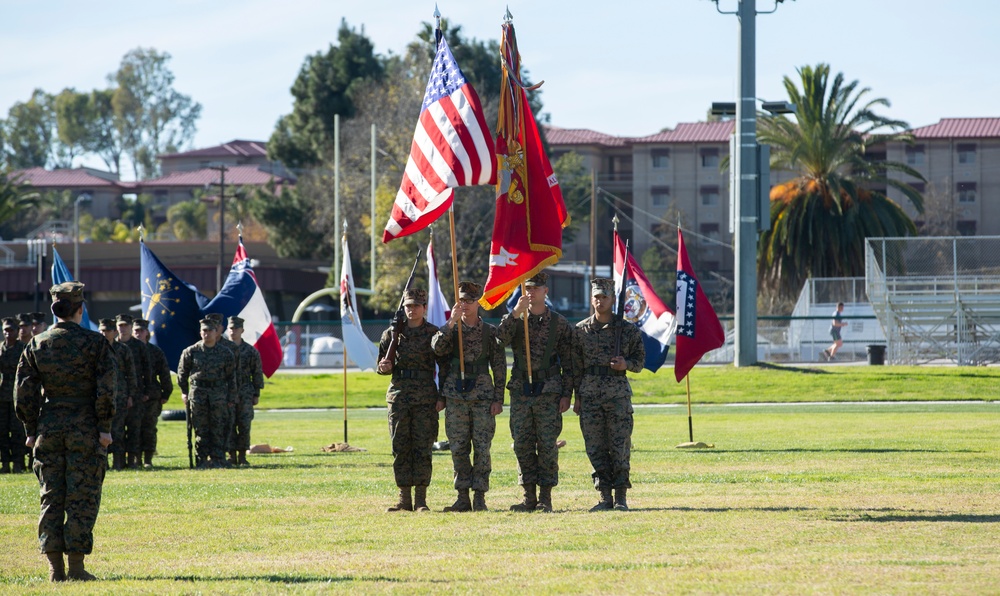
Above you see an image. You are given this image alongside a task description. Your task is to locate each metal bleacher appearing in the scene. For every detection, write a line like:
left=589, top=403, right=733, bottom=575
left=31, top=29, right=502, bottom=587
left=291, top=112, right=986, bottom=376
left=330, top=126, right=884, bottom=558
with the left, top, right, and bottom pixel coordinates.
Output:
left=866, top=236, right=1000, bottom=365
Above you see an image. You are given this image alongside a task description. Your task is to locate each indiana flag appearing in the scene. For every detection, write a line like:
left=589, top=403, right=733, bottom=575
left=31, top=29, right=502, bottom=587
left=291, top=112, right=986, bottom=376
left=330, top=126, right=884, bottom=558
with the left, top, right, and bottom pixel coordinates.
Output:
left=203, top=238, right=283, bottom=377
left=613, top=232, right=677, bottom=372
left=51, top=246, right=98, bottom=331
left=340, top=234, right=378, bottom=371
left=674, top=229, right=726, bottom=382
left=479, top=20, right=568, bottom=309
left=382, top=29, right=495, bottom=242
left=425, top=236, right=450, bottom=328
left=140, top=241, right=206, bottom=371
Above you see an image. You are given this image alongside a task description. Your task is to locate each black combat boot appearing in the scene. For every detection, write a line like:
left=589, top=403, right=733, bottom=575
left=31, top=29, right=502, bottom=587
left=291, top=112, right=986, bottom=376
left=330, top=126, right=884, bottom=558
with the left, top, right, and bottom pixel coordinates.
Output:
left=66, top=553, right=96, bottom=581
left=535, top=485, right=553, bottom=512
left=143, top=451, right=154, bottom=469
left=510, top=484, right=537, bottom=512
left=0, top=461, right=9, bottom=474
left=45, top=552, right=65, bottom=582
left=237, top=451, right=249, bottom=466
left=472, top=490, right=488, bottom=511
left=413, top=486, right=430, bottom=511
left=112, top=452, right=124, bottom=471
left=12, top=457, right=25, bottom=473
left=589, top=487, right=614, bottom=512
left=614, top=487, right=629, bottom=511
left=443, top=489, right=471, bottom=512
left=387, top=487, right=413, bottom=512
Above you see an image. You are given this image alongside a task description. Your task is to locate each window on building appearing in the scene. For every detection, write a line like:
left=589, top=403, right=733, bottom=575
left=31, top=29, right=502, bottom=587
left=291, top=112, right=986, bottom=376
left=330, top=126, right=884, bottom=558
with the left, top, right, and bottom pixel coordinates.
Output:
left=703, top=261, right=720, bottom=272
left=957, top=143, right=977, bottom=165
left=957, top=220, right=977, bottom=236
left=957, top=182, right=977, bottom=203
left=700, top=186, right=720, bottom=206
left=700, top=148, right=719, bottom=168
left=651, top=149, right=670, bottom=169
left=905, top=145, right=925, bottom=166
left=908, top=182, right=926, bottom=194
left=651, top=186, right=670, bottom=207
left=699, top=222, right=721, bottom=241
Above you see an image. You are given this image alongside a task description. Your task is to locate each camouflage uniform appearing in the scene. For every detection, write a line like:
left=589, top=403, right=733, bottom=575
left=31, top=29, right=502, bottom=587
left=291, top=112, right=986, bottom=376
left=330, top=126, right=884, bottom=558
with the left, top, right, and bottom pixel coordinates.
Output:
left=432, top=316, right=506, bottom=493
left=205, top=314, right=240, bottom=453
left=137, top=321, right=173, bottom=460
left=15, top=284, right=116, bottom=558
left=573, top=311, right=645, bottom=491
left=1, top=319, right=27, bottom=472
left=496, top=303, right=575, bottom=490
left=99, top=319, right=136, bottom=469
left=177, top=327, right=236, bottom=466
left=378, top=316, right=444, bottom=490
left=117, top=315, right=151, bottom=467
left=230, top=339, right=264, bottom=452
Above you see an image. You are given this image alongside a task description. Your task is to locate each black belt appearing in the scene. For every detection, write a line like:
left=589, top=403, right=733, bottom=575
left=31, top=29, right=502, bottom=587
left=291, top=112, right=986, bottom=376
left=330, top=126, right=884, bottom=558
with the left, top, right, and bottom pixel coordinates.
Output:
left=392, top=369, right=434, bottom=380
left=585, top=365, right=626, bottom=377
left=457, top=363, right=492, bottom=376
left=513, top=365, right=560, bottom=382
left=191, top=379, right=225, bottom=388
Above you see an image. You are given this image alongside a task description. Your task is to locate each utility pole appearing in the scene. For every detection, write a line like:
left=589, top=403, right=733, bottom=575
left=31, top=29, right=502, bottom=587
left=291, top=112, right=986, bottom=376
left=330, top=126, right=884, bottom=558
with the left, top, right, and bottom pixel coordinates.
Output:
left=208, top=164, right=229, bottom=293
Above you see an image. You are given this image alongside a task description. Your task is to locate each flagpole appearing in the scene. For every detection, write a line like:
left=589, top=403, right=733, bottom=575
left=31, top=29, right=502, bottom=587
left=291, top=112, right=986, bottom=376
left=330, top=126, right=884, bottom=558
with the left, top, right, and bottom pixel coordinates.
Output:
left=446, top=209, right=466, bottom=386
left=686, top=375, right=693, bottom=442
left=521, top=281, right=533, bottom=388
left=342, top=220, right=349, bottom=445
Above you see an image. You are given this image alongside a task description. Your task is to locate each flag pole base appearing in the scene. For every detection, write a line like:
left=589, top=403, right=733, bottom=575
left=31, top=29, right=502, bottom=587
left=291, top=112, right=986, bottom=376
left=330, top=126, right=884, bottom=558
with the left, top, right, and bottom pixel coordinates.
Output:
left=675, top=441, right=715, bottom=449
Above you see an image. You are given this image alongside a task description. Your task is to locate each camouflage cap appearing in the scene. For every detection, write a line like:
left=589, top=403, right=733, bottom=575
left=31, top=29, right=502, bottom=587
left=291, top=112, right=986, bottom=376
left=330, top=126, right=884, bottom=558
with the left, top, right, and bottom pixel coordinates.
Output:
left=31, top=312, right=46, bottom=324
left=590, top=278, right=615, bottom=297
left=115, top=313, right=134, bottom=325
left=132, top=318, right=150, bottom=330
left=457, top=281, right=483, bottom=301
left=199, top=318, right=216, bottom=330
left=1, top=317, right=16, bottom=330
left=50, top=281, right=85, bottom=304
left=402, top=288, right=427, bottom=306
left=524, top=272, right=548, bottom=287
left=204, top=313, right=225, bottom=327
left=228, top=316, right=244, bottom=329
left=16, top=313, right=32, bottom=327
left=99, top=318, right=117, bottom=331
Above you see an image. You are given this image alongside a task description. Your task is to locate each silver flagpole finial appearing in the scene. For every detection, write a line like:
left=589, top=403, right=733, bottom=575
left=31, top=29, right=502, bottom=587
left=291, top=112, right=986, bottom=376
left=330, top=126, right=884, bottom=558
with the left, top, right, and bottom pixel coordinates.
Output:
left=612, top=213, right=620, bottom=231
left=137, top=223, right=145, bottom=241
left=504, top=6, right=513, bottom=23
left=236, top=221, right=244, bottom=235
left=433, top=4, right=440, bottom=19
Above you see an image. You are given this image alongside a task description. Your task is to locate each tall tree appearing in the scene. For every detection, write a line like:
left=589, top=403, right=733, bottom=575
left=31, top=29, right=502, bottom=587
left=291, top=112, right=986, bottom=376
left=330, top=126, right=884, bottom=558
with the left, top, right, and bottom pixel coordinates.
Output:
left=87, top=89, right=126, bottom=175
left=2, top=89, right=58, bottom=169
left=54, top=88, right=94, bottom=167
left=0, top=169, right=39, bottom=236
left=166, top=199, right=208, bottom=241
left=268, top=20, right=384, bottom=169
left=111, top=48, right=202, bottom=179
left=756, top=64, right=925, bottom=306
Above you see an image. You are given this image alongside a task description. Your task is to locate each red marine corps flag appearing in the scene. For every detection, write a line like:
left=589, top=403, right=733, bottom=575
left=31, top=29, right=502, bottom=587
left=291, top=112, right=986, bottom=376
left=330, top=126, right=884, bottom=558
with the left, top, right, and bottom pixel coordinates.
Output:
left=382, top=26, right=496, bottom=242
left=674, top=228, right=726, bottom=382
left=479, top=14, right=569, bottom=309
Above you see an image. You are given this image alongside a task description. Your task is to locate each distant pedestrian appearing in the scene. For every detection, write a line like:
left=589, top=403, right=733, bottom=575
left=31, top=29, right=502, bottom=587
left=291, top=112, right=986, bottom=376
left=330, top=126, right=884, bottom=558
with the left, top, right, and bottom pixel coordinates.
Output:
left=822, top=302, right=848, bottom=361
left=15, top=282, right=115, bottom=582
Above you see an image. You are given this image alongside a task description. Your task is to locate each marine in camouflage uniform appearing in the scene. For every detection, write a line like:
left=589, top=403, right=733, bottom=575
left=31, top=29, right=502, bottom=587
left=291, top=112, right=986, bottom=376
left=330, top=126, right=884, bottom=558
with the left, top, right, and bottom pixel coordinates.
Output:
left=572, top=278, right=645, bottom=511
left=205, top=313, right=240, bottom=461
left=1, top=317, right=27, bottom=473
left=15, top=282, right=115, bottom=582
left=496, top=272, right=576, bottom=512
left=377, top=288, right=445, bottom=512
left=226, top=316, right=264, bottom=467
left=431, top=281, right=506, bottom=512
left=99, top=319, right=136, bottom=471
left=133, top=318, right=173, bottom=469
left=17, top=313, right=34, bottom=343
left=116, top=314, right=152, bottom=469
left=177, top=318, right=237, bottom=468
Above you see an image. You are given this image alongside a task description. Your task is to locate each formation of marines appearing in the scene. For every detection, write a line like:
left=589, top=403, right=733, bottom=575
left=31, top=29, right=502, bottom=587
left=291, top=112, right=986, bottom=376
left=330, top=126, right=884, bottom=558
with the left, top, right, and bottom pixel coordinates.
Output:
left=378, top=271, right=644, bottom=514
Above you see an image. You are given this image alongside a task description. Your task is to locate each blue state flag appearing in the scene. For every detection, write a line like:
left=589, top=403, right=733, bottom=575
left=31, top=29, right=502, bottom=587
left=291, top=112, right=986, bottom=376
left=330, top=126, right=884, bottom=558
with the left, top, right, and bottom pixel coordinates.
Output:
left=140, top=241, right=207, bottom=371
left=51, top=247, right=99, bottom=331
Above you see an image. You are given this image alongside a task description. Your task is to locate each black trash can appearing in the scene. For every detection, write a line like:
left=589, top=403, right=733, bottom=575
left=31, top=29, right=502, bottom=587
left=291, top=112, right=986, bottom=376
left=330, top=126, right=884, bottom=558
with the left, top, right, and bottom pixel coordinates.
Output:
left=866, top=344, right=886, bottom=365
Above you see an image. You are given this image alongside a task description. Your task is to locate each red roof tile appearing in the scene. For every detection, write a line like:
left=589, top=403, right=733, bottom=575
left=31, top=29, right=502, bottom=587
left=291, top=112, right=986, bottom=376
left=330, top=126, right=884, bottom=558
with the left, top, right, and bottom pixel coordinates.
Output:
left=910, top=118, right=1000, bottom=139
left=139, top=165, right=292, bottom=188
left=11, top=167, right=132, bottom=189
left=544, top=127, right=629, bottom=147
left=158, top=140, right=269, bottom=160
left=633, top=121, right=735, bottom=144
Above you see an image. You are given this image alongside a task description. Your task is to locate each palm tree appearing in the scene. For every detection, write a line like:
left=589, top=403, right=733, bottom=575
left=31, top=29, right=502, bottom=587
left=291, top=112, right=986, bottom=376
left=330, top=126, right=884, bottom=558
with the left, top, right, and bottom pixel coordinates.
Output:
left=757, top=63, right=924, bottom=306
left=0, top=170, right=39, bottom=235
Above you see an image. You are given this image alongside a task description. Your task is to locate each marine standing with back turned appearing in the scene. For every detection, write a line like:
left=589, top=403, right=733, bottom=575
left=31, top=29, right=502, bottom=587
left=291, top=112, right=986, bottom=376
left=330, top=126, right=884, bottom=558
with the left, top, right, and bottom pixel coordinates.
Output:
left=573, top=278, right=645, bottom=511
left=496, top=271, right=576, bottom=512
left=99, top=318, right=136, bottom=471
left=377, top=288, right=445, bottom=512
left=133, top=318, right=173, bottom=469
left=431, top=281, right=506, bottom=512
left=1, top=317, right=27, bottom=474
left=15, top=282, right=115, bottom=582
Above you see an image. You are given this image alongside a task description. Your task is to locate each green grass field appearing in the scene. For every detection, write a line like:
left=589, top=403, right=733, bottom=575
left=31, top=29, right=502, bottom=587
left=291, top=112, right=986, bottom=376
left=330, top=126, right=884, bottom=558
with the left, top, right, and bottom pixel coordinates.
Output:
left=1, top=365, right=998, bottom=594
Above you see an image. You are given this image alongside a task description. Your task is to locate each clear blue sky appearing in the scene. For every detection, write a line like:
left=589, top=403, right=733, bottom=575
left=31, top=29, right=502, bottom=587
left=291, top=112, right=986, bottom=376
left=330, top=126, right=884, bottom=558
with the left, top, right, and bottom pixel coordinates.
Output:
left=2, top=0, right=996, bottom=158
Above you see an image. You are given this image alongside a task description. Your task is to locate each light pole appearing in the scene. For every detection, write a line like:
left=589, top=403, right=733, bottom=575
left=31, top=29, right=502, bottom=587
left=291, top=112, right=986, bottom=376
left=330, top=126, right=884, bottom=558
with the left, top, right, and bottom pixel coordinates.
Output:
left=208, top=164, right=229, bottom=293
left=73, top=193, right=91, bottom=279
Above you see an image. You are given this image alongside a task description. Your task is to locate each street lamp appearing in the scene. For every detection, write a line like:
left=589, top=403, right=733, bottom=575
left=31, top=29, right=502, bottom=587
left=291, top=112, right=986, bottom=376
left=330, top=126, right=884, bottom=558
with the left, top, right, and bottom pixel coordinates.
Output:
left=74, top=193, right=92, bottom=279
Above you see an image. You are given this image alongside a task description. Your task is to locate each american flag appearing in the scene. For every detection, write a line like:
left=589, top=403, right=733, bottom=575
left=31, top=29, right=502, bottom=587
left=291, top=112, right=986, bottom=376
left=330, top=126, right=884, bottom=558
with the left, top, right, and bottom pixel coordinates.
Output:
left=382, top=33, right=495, bottom=242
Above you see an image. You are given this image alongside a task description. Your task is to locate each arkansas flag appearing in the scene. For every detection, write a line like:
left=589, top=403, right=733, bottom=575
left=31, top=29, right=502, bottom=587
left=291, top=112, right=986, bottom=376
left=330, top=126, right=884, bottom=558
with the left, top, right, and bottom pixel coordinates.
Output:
left=613, top=232, right=677, bottom=372
left=479, top=21, right=568, bottom=309
left=425, top=236, right=450, bottom=328
left=382, top=29, right=495, bottom=242
left=203, top=238, right=283, bottom=377
left=340, top=234, right=378, bottom=371
left=674, top=229, right=726, bottom=382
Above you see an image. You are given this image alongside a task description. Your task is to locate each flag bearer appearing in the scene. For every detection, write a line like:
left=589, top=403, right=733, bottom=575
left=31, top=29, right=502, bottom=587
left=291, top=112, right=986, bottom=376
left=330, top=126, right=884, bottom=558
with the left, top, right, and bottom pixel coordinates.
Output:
left=226, top=316, right=263, bottom=467
left=133, top=318, right=173, bottom=468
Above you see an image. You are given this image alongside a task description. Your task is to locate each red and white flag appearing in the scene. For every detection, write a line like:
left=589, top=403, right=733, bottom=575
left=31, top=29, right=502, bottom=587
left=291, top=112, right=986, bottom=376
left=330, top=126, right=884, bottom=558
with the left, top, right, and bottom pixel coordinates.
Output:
left=425, top=236, right=450, bottom=328
left=613, top=232, right=677, bottom=372
left=203, top=238, right=283, bottom=377
left=340, top=235, right=378, bottom=371
left=674, top=229, right=726, bottom=382
left=479, top=21, right=568, bottom=309
left=382, top=32, right=495, bottom=242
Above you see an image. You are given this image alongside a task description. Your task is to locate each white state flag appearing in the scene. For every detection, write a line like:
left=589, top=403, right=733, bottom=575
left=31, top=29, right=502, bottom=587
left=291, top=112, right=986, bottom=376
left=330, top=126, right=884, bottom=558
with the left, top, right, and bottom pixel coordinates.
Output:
left=340, top=236, right=378, bottom=371
left=426, top=237, right=449, bottom=328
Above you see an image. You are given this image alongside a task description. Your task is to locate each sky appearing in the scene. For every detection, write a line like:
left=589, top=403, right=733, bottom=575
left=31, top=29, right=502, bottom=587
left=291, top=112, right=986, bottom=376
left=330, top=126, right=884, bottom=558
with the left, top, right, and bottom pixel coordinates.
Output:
left=1, top=0, right=997, bottom=165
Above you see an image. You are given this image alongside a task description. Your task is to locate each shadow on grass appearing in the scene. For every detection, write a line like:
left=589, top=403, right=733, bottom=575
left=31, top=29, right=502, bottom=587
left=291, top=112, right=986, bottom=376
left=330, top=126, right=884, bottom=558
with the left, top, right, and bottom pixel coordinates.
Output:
left=830, top=511, right=1000, bottom=523
left=669, top=448, right=979, bottom=454
left=753, top=362, right=831, bottom=375
left=115, top=573, right=404, bottom=583
left=653, top=506, right=818, bottom=513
